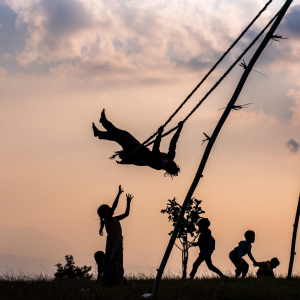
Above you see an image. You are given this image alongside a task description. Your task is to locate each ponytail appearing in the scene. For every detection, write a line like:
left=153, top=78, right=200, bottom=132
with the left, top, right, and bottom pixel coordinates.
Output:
left=97, top=204, right=110, bottom=236
left=99, top=218, right=105, bottom=236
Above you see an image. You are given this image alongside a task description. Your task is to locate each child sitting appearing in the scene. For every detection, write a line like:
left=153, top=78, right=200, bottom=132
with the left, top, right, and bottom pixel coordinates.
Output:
left=229, top=230, right=257, bottom=278
left=189, top=218, right=225, bottom=279
left=255, top=257, right=280, bottom=277
left=94, top=251, right=105, bottom=283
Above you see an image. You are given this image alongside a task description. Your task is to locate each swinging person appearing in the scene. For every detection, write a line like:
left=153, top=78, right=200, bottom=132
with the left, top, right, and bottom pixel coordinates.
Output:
left=92, top=109, right=184, bottom=177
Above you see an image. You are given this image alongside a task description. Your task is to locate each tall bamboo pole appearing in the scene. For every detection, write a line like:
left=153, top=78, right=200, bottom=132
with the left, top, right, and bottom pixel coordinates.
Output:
left=287, top=194, right=300, bottom=280
left=152, top=1, right=293, bottom=297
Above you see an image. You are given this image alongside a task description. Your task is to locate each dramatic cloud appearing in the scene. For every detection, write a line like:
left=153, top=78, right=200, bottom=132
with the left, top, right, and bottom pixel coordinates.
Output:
left=1, top=0, right=277, bottom=78
left=286, top=138, right=299, bottom=153
left=281, top=4, right=300, bottom=39
left=288, top=88, right=300, bottom=127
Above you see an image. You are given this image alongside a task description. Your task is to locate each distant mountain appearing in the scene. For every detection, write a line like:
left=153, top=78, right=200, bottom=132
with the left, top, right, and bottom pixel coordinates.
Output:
left=0, top=254, right=59, bottom=274
left=0, top=254, right=154, bottom=276
left=0, top=224, right=90, bottom=261
left=0, top=224, right=152, bottom=275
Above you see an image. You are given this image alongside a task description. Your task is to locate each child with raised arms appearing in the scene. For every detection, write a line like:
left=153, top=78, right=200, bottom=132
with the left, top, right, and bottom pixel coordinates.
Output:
left=97, top=185, right=133, bottom=285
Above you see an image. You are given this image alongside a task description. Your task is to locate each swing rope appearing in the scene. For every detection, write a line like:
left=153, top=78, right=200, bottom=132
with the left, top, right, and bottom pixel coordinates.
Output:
left=138, top=0, right=273, bottom=149
left=144, top=10, right=278, bottom=148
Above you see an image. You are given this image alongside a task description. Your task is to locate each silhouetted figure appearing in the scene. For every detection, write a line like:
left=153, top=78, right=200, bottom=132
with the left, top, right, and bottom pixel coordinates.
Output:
left=94, top=251, right=105, bottom=283
left=97, top=185, right=133, bottom=286
left=229, top=230, right=257, bottom=278
left=92, top=109, right=184, bottom=177
left=189, top=218, right=225, bottom=279
left=255, top=257, right=280, bottom=277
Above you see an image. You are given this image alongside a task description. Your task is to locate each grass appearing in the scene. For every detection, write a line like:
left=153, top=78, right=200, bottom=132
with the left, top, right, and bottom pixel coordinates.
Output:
left=1, top=272, right=300, bottom=300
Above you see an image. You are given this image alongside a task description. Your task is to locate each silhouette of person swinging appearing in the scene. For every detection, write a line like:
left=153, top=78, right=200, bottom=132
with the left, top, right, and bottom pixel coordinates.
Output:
left=92, top=109, right=184, bottom=177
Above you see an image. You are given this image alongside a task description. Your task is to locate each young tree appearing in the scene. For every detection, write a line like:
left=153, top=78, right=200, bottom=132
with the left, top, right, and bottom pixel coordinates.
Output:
left=161, top=197, right=204, bottom=279
left=54, top=255, right=93, bottom=279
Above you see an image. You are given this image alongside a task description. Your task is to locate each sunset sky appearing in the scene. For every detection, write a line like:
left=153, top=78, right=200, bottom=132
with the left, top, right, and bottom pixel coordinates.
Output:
left=0, top=0, right=300, bottom=276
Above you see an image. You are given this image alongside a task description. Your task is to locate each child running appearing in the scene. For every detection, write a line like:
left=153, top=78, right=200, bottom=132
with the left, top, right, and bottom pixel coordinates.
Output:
left=189, top=218, right=225, bottom=279
left=229, top=230, right=258, bottom=278
left=92, top=109, right=184, bottom=177
left=97, top=185, right=133, bottom=285
left=255, top=257, right=280, bottom=277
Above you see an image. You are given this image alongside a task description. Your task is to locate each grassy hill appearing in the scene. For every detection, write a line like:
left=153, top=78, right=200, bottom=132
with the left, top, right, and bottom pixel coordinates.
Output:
left=1, top=274, right=300, bottom=300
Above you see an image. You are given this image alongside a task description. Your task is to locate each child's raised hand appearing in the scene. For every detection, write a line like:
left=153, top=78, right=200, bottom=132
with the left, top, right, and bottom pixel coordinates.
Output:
left=118, top=185, right=124, bottom=194
left=157, top=126, right=164, bottom=134
left=126, top=194, right=134, bottom=202
left=178, top=121, right=184, bottom=128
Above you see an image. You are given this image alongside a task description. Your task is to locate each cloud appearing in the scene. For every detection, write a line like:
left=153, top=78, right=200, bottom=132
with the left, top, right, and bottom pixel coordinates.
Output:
left=288, top=88, right=300, bottom=127
left=280, top=4, right=300, bottom=39
left=286, top=139, right=299, bottom=153
left=16, top=51, right=38, bottom=66
left=2, top=0, right=274, bottom=77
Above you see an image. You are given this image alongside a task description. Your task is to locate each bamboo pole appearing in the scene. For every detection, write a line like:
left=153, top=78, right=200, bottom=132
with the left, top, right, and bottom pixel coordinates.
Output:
left=287, top=194, right=300, bottom=280
left=152, top=1, right=293, bottom=297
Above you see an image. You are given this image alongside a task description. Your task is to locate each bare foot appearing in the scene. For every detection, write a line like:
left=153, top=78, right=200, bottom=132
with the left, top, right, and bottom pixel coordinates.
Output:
left=92, top=123, right=100, bottom=137
left=100, top=109, right=106, bottom=123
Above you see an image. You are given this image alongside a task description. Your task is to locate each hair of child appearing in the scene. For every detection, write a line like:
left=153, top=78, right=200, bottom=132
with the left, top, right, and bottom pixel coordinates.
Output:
left=97, top=204, right=111, bottom=236
left=164, top=161, right=181, bottom=177
left=271, top=257, right=280, bottom=268
left=94, top=251, right=105, bottom=262
left=244, top=230, right=255, bottom=239
left=198, top=218, right=210, bottom=229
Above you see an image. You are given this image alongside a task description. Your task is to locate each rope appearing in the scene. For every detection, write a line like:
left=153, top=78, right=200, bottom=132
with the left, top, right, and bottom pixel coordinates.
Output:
left=240, top=59, right=268, bottom=78
left=144, top=11, right=279, bottom=148
left=138, top=0, right=273, bottom=149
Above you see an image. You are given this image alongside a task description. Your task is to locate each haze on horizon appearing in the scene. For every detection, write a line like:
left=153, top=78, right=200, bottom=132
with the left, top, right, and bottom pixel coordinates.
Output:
left=0, top=0, right=300, bottom=276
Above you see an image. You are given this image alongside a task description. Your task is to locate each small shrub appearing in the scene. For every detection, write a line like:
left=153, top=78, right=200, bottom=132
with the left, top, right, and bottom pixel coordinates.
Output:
left=54, top=255, right=93, bottom=279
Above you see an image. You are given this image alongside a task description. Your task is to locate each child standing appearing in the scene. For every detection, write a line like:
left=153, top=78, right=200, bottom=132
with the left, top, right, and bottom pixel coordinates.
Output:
left=97, top=185, right=133, bottom=285
left=189, top=218, right=225, bottom=279
left=229, top=230, right=257, bottom=278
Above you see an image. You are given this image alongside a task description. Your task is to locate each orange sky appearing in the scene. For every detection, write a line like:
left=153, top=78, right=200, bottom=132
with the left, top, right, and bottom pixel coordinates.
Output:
left=0, top=0, right=300, bottom=276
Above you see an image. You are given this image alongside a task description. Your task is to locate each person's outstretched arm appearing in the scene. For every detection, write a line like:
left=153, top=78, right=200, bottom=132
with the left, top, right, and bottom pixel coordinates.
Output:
left=108, top=185, right=124, bottom=218
left=168, top=121, right=184, bottom=160
left=116, top=194, right=133, bottom=221
left=255, top=261, right=268, bottom=268
left=152, top=126, right=164, bottom=155
left=248, top=250, right=257, bottom=265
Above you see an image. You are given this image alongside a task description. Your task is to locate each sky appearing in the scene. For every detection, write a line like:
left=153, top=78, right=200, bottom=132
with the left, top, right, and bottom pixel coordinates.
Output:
left=0, top=0, right=300, bottom=276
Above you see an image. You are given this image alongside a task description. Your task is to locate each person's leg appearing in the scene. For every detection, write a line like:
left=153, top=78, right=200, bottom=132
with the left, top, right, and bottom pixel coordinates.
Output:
left=229, top=252, right=242, bottom=278
left=92, top=122, right=130, bottom=145
left=241, top=259, right=249, bottom=278
left=205, top=256, right=225, bottom=277
left=189, top=255, right=205, bottom=279
left=100, top=109, right=119, bottom=132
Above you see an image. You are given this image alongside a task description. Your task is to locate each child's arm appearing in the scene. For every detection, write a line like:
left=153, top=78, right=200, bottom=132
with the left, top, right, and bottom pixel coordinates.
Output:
left=248, top=250, right=257, bottom=265
left=108, top=185, right=124, bottom=217
left=152, top=126, right=164, bottom=155
left=255, top=261, right=268, bottom=268
left=116, top=194, right=133, bottom=221
left=167, top=122, right=183, bottom=160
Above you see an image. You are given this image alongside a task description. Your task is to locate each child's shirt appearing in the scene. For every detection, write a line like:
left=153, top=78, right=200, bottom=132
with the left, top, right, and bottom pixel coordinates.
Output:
left=232, top=241, right=255, bottom=262
left=196, top=229, right=215, bottom=252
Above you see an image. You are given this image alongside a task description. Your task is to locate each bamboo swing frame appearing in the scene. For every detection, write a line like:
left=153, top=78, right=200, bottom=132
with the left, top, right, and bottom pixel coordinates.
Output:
left=152, top=0, right=294, bottom=297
